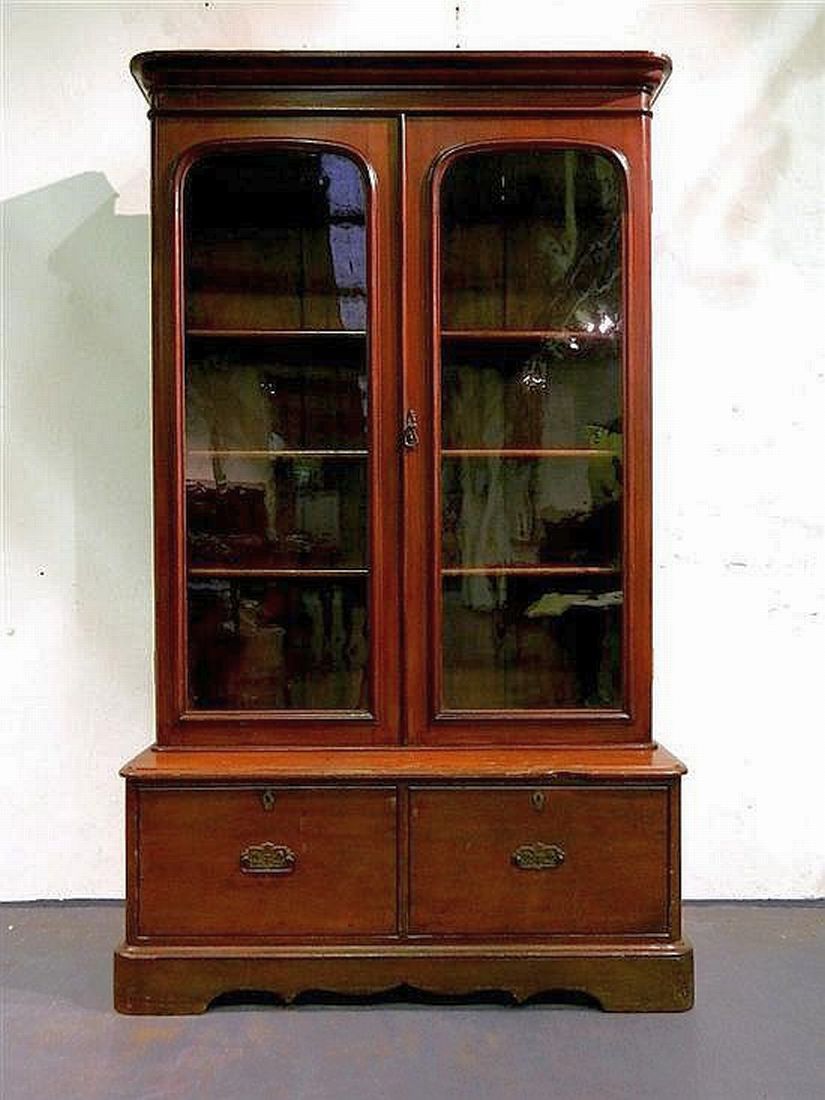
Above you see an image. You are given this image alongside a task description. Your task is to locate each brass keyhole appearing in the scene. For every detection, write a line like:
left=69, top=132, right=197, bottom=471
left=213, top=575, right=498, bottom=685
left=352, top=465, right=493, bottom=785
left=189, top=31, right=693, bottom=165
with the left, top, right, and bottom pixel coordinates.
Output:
left=531, top=791, right=546, bottom=812
left=261, top=788, right=276, bottom=812
left=402, top=409, right=420, bottom=449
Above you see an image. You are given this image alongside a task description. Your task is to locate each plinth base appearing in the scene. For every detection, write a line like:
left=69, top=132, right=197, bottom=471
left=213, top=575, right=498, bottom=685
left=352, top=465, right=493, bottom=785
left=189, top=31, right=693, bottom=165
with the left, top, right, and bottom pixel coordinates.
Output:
left=114, top=940, right=694, bottom=1014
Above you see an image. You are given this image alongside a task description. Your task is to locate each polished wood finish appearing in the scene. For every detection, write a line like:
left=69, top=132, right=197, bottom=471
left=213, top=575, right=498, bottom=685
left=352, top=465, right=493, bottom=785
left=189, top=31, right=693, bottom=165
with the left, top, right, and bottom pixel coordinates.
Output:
left=443, top=329, right=617, bottom=341
left=135, top=787, right=396, bottom=940
left=144, top=88, right=658, bottom=118
left=121, top=745, right=686, bottom=781
left=152, top=115, right=400, bottom=747
left=117, top=51, right=691, bottom=1015
left=409, top=786, right=669, bottom=936
left=404, top=117, right=651, bottom=744
left=131, top=51, right=671, bottom=102
left=188, top=568, right=370, bottom=578
left=186, top=328, right=367, bottom=338
left=115, top=940, right=694, bottom=1014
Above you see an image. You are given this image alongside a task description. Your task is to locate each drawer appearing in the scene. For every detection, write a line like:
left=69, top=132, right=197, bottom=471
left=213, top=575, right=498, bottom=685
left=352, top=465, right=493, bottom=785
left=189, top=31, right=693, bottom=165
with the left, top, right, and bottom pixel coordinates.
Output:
left=409, top=786, right=670, bottom=936
left=136, top=786, right=397, bottom=938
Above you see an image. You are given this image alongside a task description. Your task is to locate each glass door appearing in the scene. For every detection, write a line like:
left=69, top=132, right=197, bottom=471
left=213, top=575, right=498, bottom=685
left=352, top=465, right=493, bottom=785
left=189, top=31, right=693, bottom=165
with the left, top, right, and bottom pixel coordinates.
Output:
left=404, top=120, right=650, bottom=744
left=162, top=123, right=400, bottom=744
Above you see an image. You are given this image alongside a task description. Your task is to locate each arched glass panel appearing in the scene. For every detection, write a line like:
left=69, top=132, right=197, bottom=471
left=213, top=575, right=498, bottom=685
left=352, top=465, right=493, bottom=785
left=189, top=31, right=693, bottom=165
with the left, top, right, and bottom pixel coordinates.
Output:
left=438, top=148, right=623, bottom=711
left=183, top=149, right=370, bottom=712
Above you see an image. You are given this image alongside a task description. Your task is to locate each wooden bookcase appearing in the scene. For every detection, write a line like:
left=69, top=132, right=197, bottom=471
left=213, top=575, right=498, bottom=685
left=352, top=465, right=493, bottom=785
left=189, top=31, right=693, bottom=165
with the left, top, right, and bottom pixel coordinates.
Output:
left=114, top=51, right=693, bottom=1014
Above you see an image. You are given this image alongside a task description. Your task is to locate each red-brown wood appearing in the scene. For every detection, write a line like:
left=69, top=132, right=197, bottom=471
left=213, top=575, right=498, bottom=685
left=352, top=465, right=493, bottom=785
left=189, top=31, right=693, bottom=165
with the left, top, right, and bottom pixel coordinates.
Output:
left=152, top=116, right=401, bottom=747
left=131, top=52, right=671, bottom=102
left=403, top=118, right=652, bottom=745
left=146, top=88, right=657, bottom=118
left=118, top=51, right=689, bottom=1016
left=121, top=744, right=686, bottom=781
left=134, top=786, right=397, bottom=940
left=442, top=329, right=618, bottom=341
left=115, top=939, right=694, bottom=1014
left=408, top=786, right=670, bottom=936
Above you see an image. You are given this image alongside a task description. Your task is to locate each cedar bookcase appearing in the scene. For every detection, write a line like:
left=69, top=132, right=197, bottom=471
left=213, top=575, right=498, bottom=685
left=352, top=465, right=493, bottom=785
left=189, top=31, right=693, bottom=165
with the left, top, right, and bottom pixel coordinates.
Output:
left=115, top=52, right=693, bottom=1014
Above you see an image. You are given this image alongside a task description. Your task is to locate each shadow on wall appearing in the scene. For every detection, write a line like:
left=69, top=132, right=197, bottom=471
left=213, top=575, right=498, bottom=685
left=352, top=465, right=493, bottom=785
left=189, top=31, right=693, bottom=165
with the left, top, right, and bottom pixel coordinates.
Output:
left=3, top=173, right=153, bottom=696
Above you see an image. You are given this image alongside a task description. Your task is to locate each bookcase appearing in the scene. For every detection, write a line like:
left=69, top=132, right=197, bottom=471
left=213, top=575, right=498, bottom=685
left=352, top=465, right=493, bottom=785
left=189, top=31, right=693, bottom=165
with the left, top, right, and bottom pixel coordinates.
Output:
left=115, top=51, right=693, bottom=1014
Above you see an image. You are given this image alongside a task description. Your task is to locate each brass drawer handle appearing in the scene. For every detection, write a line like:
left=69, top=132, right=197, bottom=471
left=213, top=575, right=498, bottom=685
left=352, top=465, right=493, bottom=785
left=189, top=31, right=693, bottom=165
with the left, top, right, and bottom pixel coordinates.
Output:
left=240, top=842, right=296, bottom=875
left=511, top=842, right=565, bottom=871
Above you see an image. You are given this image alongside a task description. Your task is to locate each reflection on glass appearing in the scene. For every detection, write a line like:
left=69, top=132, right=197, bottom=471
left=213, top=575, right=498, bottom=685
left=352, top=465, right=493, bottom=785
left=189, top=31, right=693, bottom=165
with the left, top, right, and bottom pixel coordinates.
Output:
left=187, top=457, right=367, bottom=570
left=441, top=150, right=621, bottom=332
left=442, top=456, right=620, bottom=569
left=187, top=336, right=367, bottom=452
left=185, top=151, right=366, bottom=331
left=439, top=149, right=624, bottom=712
left=183, top=148, right=371, bottom=713
left=188, top=578, right=368, bottom=711
left=442, top=575, right=621, bottom=710
left=442, top=339, right=620, bottom=450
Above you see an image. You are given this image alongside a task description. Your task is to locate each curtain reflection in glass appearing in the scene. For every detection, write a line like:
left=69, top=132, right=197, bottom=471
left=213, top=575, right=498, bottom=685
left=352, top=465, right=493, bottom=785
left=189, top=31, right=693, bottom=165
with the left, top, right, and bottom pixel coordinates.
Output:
left=442, top=340, right=620, bottom=450
left=442, top=456, right=620, bottom=575
left=187, top=338, right=367, bottom=452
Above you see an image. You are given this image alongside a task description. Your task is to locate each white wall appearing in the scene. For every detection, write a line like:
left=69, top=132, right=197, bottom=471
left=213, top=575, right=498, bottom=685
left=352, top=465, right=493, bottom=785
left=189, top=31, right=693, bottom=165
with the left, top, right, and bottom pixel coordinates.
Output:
left=2, top=1, right=823, bottom=900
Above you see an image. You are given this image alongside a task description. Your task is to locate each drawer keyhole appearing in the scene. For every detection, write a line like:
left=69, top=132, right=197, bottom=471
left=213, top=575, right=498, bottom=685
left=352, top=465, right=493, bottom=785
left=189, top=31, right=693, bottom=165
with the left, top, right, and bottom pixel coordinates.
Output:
left=531, top=791, right=546, bottom=812
left=261, top=788, right=276, bottom=812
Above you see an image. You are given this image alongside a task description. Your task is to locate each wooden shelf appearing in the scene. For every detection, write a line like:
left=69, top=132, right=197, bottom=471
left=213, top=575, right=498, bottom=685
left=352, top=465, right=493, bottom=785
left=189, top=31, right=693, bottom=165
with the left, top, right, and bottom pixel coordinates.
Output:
left=442, top=566, right=620, bottom=577
left=189, top=567, right=369, bottom=578
left=442, top=329, right=618, bottom=342
left=188, top=449, right=368, bottom=459
left=442, top=448, right=617, bottom=459
left=187, top=328, right=366, bottom=339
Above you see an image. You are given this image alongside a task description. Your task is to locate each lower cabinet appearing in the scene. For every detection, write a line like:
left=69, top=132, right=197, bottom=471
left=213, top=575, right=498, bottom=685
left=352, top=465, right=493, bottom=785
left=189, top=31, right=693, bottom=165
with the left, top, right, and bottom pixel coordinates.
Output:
left=118, top=761, right=691, bottom=1013
left=131, top=781, right=674, bottom=942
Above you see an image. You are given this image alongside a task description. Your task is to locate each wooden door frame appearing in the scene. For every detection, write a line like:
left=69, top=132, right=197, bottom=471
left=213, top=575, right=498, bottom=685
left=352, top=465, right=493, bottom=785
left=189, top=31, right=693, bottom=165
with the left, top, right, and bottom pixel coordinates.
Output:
left=402, top=114, right=653, bottom=746
left=152, top=115, right=401, bottom=747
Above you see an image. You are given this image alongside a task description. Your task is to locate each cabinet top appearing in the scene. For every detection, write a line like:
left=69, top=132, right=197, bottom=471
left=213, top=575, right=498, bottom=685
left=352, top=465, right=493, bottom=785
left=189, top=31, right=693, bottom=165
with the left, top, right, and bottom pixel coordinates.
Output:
left=131, top=50, right=671, bottom=104
left=121, top=745, right=686, bottom=780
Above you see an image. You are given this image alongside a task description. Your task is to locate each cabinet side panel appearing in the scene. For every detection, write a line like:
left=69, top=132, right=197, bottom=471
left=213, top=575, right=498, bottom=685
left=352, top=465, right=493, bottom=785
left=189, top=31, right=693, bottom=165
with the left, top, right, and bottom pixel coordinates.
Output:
left=151, top=116, right=185, bottom=739
left=124, top=781, right=141, bottom=944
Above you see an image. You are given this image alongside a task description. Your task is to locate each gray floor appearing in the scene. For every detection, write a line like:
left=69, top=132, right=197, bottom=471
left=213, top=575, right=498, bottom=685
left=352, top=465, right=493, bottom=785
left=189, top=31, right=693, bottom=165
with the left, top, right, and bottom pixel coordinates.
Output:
left=2, top=904, right=823, bottom=1100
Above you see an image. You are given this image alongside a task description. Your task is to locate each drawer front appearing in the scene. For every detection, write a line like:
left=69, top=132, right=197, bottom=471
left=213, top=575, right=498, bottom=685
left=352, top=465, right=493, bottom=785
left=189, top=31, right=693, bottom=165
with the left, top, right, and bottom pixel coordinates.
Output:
left=136, top=786, right=397, bottom=938
left=409, top=786, right=670, bottom=936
